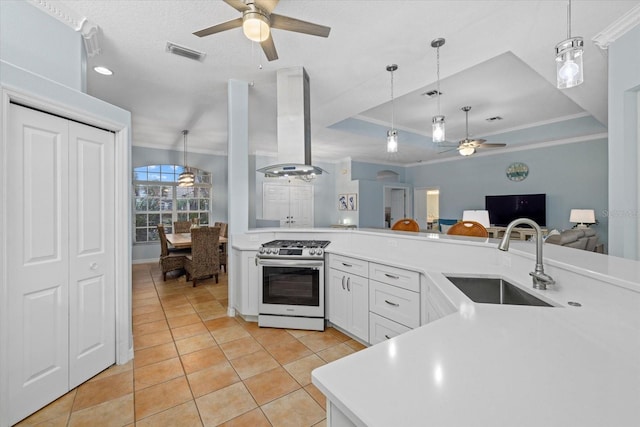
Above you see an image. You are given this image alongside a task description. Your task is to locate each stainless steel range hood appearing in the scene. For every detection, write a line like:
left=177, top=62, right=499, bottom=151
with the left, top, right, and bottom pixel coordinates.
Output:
left=257, top=67, right=326, bottom=178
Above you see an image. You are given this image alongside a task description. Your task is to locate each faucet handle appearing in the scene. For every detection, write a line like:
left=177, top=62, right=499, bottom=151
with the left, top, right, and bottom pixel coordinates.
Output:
left=530, top=271, right=555, bottom=290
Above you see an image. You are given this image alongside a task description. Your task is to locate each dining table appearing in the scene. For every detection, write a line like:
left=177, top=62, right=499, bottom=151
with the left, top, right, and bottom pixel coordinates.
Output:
left=165, top=232, right=228, bottom=249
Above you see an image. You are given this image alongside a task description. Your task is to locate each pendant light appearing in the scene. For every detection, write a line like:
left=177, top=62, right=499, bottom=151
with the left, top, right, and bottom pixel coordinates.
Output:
left=178, top=130, right=195, bottom=187
left=386, top=64, right=398, bottom=153
left=555, top=0, right=584, bottom=89
left=431, top=38, right=446, bottom=143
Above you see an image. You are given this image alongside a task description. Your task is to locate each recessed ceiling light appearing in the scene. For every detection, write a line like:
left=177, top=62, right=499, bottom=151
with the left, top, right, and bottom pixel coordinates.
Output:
left=486, top=116, right=503, bottom=122
left=93, top=66, right=113, bottom=76
left=421, top=90, right=443, bottom=98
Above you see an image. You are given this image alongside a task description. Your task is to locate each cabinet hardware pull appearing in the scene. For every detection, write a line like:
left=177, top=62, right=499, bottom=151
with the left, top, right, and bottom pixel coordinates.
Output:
left=254, top=258, right=258, bottom=266
left=385, top=299, right=400, bottom=307
left=347, top=277, right=351, bottom=292
left=384, top=273, right=400, bottom=280
left=342, top=262, right=352, bottom=267
left=341, top=276, right=346, bottom=290
left=384, top=334, right=391, bottom=339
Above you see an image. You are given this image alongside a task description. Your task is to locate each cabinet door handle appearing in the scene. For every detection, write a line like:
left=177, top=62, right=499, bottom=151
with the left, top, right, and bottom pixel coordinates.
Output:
left=385, top=299, right=400, bottom=307
left=255, top=258, right=258, bottom=266
left=341, top=276, right=346, bottom=290
left=347, top=277, right=351, bottom=292
left=384, top=273, right=400, bottom=280
left=342, top=262, right=352, bottom=267
left=384, top=334, right=392, bottom=340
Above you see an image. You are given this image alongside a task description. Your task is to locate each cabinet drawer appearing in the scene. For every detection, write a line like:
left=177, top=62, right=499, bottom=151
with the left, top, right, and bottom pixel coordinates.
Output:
left=369, top=280, right=420, bottom=328
left=369, top=312, right=411, bottom=345
left=330, top=254, right=369, bottom=277
left=369, top=262, right=420, bottom=292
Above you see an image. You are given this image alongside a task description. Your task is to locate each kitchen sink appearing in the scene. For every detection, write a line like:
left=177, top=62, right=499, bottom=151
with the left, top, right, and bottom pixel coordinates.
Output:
left=445, top=276, right=553, bottom=307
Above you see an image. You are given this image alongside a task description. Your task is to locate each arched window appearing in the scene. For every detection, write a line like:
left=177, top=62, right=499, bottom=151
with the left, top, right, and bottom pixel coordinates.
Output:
left=133, top=165, right=212, bottom=243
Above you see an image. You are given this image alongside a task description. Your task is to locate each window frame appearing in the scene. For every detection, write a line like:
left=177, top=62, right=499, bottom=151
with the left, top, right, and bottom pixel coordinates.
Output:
left=133, top=164, right=212, bottom=244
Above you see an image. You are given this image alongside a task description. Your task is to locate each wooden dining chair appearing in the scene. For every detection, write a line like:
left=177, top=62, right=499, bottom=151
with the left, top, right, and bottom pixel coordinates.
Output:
left=157, top=224, right=190, bottom=281
left=184, top=226, right=220, bottom=287
left=391, top=218, right=420, bottom=232
left=447, top=220, right=489, bottom=238
left=173, top=220, right=192, bottom=233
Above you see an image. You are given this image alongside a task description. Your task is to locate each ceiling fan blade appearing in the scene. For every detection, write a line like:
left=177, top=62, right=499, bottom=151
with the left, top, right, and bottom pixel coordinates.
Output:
left=478, top=143, right=507, bottom=148
left=223, top=0, right=251, bottom=12
left=261, top=34, right=278, bottom=61
left=254, top=0, right=279, bottom=13
left=270, top=14, right=331, bottom=37
left=193, top=17, right=243, bottom=37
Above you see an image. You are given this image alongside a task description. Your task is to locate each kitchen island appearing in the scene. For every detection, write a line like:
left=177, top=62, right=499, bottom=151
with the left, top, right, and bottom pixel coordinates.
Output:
left=231, top=228, right=640, bottom=426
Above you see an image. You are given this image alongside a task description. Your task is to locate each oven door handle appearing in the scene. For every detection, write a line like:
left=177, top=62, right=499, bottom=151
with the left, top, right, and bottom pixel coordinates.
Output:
left=258, top=259, right=324, bottom=268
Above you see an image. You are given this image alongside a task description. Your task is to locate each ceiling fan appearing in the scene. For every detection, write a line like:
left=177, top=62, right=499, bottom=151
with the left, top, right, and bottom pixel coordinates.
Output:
left=440, top=106, right=507, bottom=156
left=193, top=0, right=331, bottom=62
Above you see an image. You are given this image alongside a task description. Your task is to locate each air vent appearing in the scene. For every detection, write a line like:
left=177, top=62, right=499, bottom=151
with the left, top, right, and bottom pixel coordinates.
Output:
left=166, top=42, right=206, bottom=62
left=486, top=116, right=503, bottom=122
left=421, top=90, right=443, bottom=98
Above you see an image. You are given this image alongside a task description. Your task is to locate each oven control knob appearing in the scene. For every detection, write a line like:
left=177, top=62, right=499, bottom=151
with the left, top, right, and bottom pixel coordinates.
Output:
left=309, top=249, right=316, bottom=255
left=259, top=247, right=265, bottom=254
left=317, top=249, right=323, bottom=256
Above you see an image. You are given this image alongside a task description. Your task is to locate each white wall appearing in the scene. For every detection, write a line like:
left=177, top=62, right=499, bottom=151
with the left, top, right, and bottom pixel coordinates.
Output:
left=607, top=23, right=640, bottom=259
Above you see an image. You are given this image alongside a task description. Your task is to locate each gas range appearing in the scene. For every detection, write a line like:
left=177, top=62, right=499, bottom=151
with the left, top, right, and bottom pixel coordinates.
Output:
left=257, top=239, right=330, bottom=259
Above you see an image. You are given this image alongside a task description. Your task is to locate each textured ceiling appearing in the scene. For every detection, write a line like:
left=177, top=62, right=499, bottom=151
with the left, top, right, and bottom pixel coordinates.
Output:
left=54, top=0, right=639, bottom=164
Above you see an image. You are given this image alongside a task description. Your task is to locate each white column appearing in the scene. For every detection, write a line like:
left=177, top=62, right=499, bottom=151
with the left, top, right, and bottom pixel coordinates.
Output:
left=227, top=79, right=249, bottom=316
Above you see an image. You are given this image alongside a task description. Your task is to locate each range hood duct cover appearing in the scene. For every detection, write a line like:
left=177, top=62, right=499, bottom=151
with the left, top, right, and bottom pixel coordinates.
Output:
left=258, top=67, right=326, bottom=178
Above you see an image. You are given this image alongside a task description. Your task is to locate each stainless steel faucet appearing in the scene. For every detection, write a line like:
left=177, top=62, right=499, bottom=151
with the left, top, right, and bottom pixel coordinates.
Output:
left=498, top=218, right=555, bottom=290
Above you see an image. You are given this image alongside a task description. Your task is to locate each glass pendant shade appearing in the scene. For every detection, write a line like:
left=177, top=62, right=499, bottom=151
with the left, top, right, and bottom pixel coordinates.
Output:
left=178, top=169, right=195, bottom=187
left=556, top=37, right=584, bottom=89
left=387, top=129, right=398, bottom=153
left=243, top=12, right=270, bottom=42
left=432, top=115, right=446, bottom=143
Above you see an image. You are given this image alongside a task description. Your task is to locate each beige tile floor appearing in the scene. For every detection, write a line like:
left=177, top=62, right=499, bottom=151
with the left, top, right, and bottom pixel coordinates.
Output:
left=15, top=263, right=366, bottom=427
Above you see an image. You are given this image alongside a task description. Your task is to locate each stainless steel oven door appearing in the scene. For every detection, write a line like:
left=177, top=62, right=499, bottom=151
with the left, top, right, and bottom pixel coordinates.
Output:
left=258, top=258, right=325, bottom=318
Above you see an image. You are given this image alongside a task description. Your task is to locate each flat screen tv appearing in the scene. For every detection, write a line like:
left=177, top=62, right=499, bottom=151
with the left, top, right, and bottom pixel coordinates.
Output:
left=485, top=193, right=546, bottom=227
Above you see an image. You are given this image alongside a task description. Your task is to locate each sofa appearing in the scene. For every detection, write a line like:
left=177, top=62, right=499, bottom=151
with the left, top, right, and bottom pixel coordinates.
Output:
left=545, top=228, right=602, bottom=252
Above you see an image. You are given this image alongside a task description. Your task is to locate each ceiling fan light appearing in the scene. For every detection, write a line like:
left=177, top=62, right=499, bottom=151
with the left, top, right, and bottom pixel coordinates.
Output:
left=243, top=12, right=270, bottom=42
left=555, top=37, right=584, bottom=89
left=459, top=146, right=475, bottom=156
left=432, top=115, right=445, bottom=143
left=387, top=129, right=398, bottom=153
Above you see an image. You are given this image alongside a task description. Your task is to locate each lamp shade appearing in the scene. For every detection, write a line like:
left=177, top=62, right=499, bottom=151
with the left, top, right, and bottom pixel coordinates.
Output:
left=569, top=209, right=595, bottom=224
left=462, top=210, right=491, bottom=228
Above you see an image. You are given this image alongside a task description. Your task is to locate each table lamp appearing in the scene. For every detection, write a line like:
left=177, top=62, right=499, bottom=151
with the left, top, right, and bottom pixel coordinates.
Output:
left=569, top=209, right=595, bottom=228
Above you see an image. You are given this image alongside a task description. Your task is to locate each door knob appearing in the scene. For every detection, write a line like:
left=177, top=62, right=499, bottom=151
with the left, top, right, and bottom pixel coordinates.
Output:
left=90, top=262, right=99, bottom=270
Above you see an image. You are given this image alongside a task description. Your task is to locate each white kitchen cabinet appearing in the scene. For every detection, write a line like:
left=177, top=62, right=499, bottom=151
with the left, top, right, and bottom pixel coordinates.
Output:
left=369, top=312, right=411, bottom=345
left=232, top=249, right=260, bottom=318
left=422, top=275, right=456, bottom=324
left=263, top=182, right=313, bottom=228
left=328, top=255, right=369, bottom=343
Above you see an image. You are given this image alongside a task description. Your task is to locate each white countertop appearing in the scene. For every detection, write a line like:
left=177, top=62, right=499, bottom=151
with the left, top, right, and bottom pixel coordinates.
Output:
left=313, top=303, right=640, bottom=427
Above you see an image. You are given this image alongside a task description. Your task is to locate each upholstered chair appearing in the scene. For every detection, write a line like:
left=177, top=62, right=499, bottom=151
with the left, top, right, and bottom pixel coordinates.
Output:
left=214, top=222, right=228, bottom=272
left=185, top=226, right=220, bottom=287
left=173, top=220, right=192, bottom=233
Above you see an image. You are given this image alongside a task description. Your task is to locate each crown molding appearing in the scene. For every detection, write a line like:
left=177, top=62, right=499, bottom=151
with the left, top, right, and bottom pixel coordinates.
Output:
left=592, top=4, right=640, bottom=51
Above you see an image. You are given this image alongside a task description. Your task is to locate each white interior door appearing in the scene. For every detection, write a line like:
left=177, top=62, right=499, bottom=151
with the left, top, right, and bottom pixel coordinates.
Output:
left=413, top=189, right=428, bottom=230
left=390, top=189, right=406, bottom=225
left=8, top=105, right=70, bottom=423
left=289, top=185, right=313, bottom=228
left=68, top=121, right=115, bottom=389
left=263, top=183, right=290, bottom=227
left=7, top=105, right=116, bottom=423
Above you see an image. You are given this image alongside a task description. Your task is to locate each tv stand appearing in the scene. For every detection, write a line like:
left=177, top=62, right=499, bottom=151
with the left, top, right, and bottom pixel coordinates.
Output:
left=487, top=226, right=548, bottom=241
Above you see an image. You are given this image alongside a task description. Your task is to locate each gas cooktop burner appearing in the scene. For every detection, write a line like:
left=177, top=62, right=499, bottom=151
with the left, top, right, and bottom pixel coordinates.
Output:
left=262, top=240, right=331, bottom=249
left=258, top=240, right=330, bottom=258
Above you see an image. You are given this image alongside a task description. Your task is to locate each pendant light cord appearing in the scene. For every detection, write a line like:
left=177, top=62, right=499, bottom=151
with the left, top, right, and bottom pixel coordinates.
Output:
left=183, top=130, right=189, bottom=170
left=436, top=45, right=441, bottom=115
left=390, top=68, right=395, bottom=129
left=567, top=0, right=571, bottom=39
